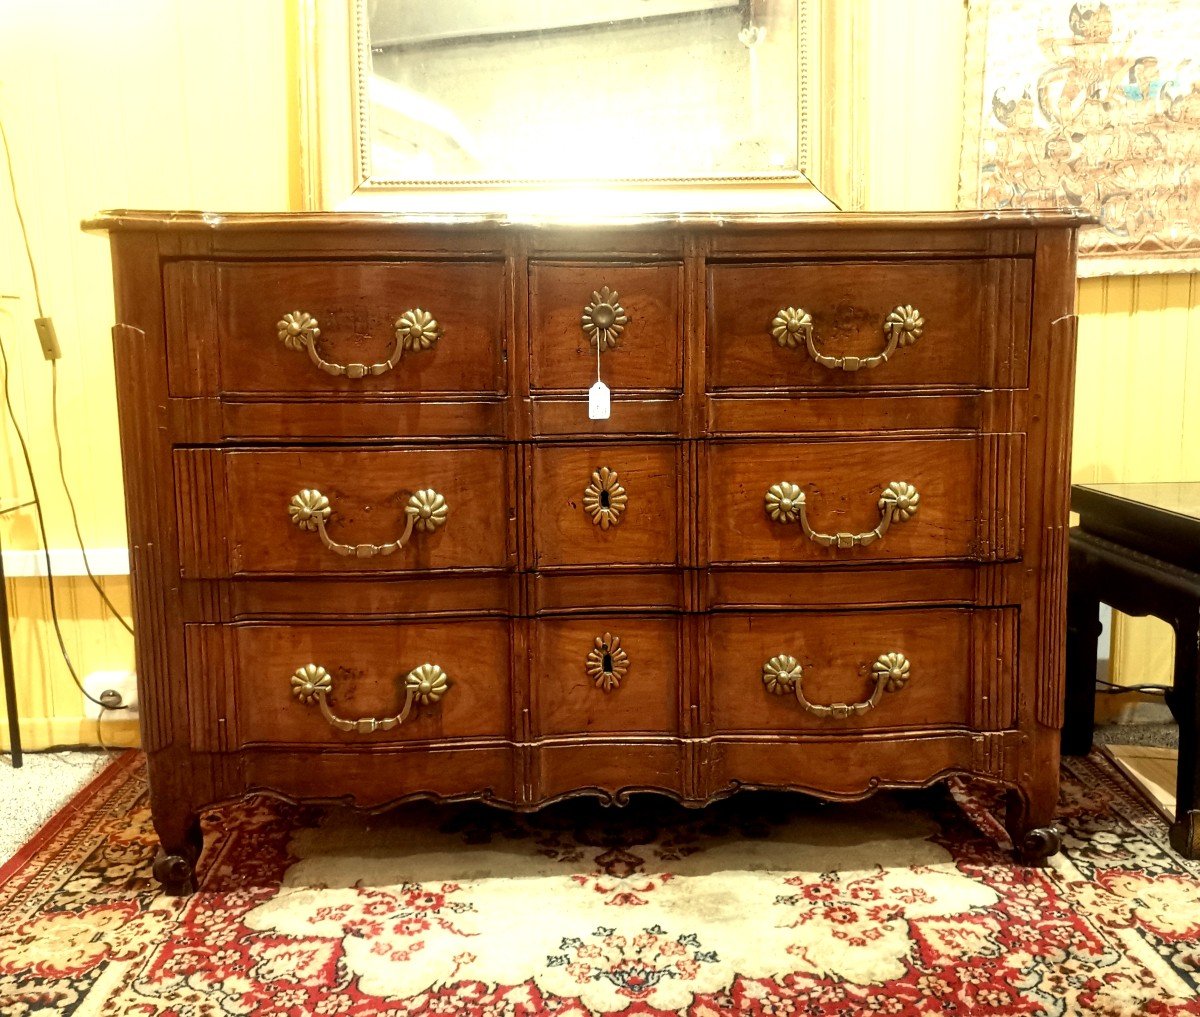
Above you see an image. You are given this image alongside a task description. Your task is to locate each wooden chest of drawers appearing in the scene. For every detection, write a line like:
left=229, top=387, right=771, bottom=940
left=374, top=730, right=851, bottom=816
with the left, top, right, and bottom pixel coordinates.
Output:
left=87, top=210, right=1086, bottom=893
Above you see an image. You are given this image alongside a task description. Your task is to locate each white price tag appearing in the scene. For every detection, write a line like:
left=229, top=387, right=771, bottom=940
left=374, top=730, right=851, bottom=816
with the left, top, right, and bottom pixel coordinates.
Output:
left=588, top=380, right=611, bottom=420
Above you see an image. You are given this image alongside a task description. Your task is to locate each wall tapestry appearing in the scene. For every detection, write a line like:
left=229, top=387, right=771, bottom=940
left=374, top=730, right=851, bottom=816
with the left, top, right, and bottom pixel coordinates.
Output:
left=960, top=0, right=1200, bottom=276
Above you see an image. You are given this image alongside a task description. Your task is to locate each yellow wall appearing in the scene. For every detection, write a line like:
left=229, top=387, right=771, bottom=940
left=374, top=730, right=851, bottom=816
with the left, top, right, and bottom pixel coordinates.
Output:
left=0, top=0, right=292, bottom=749
left=0, top=0, right=1189, bottom=751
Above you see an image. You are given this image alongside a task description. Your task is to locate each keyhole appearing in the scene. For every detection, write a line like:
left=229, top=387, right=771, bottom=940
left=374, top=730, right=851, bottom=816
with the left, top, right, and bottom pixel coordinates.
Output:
left=602, top=652, right=613, bottom=673
left=600, top=490, right=611, bottom=509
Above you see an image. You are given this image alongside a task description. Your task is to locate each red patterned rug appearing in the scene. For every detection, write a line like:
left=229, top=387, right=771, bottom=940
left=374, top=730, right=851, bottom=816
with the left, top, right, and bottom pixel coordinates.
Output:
left=2, top=750, right=1199, bottom=1015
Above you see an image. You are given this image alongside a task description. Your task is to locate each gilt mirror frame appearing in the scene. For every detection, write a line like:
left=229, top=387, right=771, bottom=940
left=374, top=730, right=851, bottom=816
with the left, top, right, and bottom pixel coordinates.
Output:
left=293, top=0, right=843, bottom=213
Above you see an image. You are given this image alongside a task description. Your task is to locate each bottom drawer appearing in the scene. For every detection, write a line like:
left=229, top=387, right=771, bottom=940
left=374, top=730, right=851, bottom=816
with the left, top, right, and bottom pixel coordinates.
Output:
left=188, top=620, right=512, bottom=748
left=708, top=607, right=1016, bottom=734
left=241, top=745, right=518, bottom=808
left=702, top=731, right=1017, bottom=801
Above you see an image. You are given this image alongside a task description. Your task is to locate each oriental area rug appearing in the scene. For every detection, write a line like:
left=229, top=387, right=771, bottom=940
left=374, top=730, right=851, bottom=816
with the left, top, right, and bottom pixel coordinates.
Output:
left=2, top=751, right=1200, bottom=1016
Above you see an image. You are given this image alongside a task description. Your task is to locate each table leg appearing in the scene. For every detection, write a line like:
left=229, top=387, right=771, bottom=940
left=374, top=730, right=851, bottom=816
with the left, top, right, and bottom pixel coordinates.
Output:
left=1062, top=560, right=1101, bottom=757
left=1169, top=606, right=1199, bottom=859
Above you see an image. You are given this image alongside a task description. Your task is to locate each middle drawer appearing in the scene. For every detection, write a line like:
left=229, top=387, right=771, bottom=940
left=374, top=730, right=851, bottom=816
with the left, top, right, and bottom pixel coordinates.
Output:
left=176, top=446, right=514, bottom=577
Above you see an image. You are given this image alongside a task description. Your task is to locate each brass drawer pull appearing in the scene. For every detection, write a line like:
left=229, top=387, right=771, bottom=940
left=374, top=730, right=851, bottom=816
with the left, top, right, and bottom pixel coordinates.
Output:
left=586, top=632, right=629, bottom=692
left=762, top=652, right=911, bottom=719
left=771, top=304, right=923, bottom=372
left=291, top=662, right=449, bottom=733
left=276, top=308, right=442, bottom=379
left=581, top=286, right=627, bottom=351
left=765, top=480, right=919, bottom=549
left=288, top=487, right=448, bottom=558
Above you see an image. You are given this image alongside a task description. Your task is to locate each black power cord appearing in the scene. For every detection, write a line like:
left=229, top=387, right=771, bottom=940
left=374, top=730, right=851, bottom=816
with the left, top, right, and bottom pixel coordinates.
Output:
left=0, top=331, right=113, bottom=711
left=1095, top=677, right=1170, bottom=697
left=50, top=362, right=134, bottom=634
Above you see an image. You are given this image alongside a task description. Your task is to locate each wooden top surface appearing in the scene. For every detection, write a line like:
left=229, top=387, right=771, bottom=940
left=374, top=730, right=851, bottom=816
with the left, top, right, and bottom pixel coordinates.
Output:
left=82, top=208, right=1096, bottom=234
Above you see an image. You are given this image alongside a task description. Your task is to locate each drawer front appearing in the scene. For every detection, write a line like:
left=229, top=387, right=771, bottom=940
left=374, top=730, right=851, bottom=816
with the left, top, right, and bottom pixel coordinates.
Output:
left=531, top=443, right=681, bottom=568
left=705, top=436, right=1023, bottom=565
left=707, top=259, right=1031, bottom=390
left=203, top=620, right=511, bottom=747
left=708, top=608, right=1017, bottom=734
left=529, top=262, right=683, bottom=392
left=166, top=260, right=507, bottom=396
left=532, top=616, right=681, bottom=737
left=176, top=446, right=513, bottom=577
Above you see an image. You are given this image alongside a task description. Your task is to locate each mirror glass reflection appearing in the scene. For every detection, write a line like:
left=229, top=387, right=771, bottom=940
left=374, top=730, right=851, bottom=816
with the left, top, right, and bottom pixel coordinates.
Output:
left=365, top=0, right=801, bottom=183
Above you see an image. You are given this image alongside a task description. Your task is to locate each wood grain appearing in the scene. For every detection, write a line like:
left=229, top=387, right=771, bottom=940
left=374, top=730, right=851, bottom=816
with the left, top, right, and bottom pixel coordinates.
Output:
left=181, top=446, right=515, bottom=576
left=226, top=620, right=512, bottom=746
left=705, top=437, right=988, bottom=565
left=531, top=616, right=681, bottom=737
left=530, top=443, right=681, bottom=568
left=529, top=261, right=684, bottom=392
left=706, top=609, right=975, bottom=734
left=707, top=258, right=1032, bottom=391
left=165, top=259, right=507, bottom=396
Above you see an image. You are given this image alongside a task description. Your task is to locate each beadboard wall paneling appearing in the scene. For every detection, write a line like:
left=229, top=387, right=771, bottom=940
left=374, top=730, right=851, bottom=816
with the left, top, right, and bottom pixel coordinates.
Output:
left=0, top=0, right=290, bottom=750
left=1073, top=274, right=1200, bottom=687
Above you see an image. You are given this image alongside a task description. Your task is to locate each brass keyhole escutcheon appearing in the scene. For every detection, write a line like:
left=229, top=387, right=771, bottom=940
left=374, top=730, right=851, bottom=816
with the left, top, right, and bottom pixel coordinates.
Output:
left=583, top=467, right=628, bottom=530
left=586, top=633, right=629, bottom=693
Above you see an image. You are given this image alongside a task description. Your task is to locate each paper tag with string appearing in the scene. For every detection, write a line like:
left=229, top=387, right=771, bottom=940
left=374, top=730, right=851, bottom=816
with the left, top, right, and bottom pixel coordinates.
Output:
left=588, top=333, right=611, bottom=419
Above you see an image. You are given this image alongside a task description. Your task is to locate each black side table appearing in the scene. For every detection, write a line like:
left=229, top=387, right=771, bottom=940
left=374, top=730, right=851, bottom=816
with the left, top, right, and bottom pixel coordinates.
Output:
left=1063, top=482, right=1200, bottom=858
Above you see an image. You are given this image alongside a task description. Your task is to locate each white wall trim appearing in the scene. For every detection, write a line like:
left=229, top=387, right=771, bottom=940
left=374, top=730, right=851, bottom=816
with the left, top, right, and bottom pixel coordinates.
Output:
left=1, top=547, right=130, bottom=578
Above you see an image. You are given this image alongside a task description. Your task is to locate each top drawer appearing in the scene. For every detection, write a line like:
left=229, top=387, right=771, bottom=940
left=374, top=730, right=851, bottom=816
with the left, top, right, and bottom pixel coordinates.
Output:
left=707, top=259, right=1032, bottom=391
left=164, top=260, right=507, bottom=397
left=529, top=262, right=683, bottom=392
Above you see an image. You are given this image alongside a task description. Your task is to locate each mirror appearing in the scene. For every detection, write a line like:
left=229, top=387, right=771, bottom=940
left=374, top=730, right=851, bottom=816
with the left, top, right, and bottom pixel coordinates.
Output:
left=366, top=0, right=805, bottom=184
left=297, top=0, right=831, bottom=211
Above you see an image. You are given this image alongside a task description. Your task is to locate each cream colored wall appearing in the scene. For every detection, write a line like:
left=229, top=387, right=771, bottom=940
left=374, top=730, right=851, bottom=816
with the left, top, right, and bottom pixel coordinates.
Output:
left=0, top=0, right=1187, bottom=751
left=0, top=0, right=292, bottom=749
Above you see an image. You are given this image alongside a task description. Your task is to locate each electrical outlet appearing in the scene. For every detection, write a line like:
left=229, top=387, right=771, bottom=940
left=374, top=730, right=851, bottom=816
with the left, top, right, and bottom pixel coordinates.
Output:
left=34, top=317, right=61, bottom=359
left=83, top=670, right=138, bottom=721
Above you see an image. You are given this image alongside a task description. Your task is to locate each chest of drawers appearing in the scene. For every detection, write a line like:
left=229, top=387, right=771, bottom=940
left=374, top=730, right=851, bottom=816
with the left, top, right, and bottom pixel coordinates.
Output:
left=87, top=210, right=1086, bottom=893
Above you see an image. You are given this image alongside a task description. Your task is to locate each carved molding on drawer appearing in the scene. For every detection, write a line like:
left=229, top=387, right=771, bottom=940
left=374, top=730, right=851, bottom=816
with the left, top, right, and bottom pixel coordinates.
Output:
left=1037, top=524, right=1068, bottom=729
left=969, top=609, right=1018, bottom=731
left=980, top=258, right=1033, bottom=389
left=164, top=261, right=220, bottom=398
left=971, top=732, right=1021, bottom=782
left=185, top=624, right=238, bottom=752
left=975, top=433, right=1026, bottom=561
left=174, top=449, right=230, bottom=579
